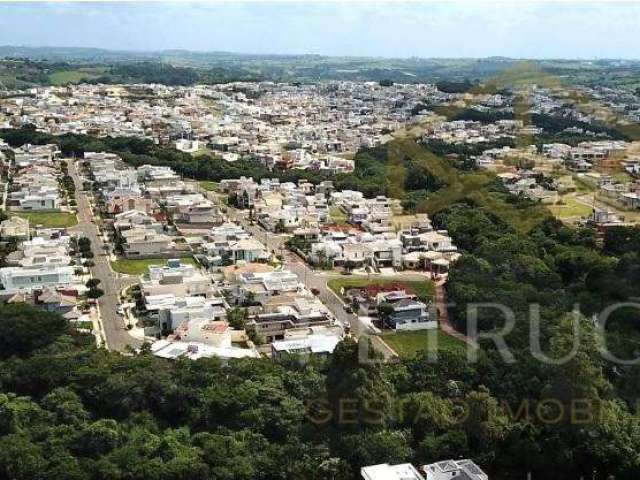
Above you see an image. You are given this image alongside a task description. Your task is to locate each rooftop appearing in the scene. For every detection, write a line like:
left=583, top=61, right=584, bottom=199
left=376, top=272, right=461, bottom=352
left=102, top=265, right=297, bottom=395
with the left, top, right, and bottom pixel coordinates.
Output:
left=361, top=463, right=424, bottom=480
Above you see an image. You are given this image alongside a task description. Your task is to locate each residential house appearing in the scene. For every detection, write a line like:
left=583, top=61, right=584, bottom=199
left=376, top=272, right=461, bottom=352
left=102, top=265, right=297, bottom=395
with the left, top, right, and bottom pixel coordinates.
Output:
left=114, top=210, right=164, bottom=233
left=232, top=270, right=301, bottom=305
left=0, top=265, right=75, bottom=294
left=271, top=331, right=342, bottom=359
left=0, top=216, right=30, bottom=240
left=107, top=195, right=155, bottom=215
left=137, top=165, right=181, bottom=186
left=173, top=199, right=224, bottom=226
left=35, top=287, right=77, bottom=314
left=202, top=237, right=268, bottom=265
left=145, top=293, right=227, bottom=332
left=151, top=336, right=259, bottom=360
left=377, top=290, right=436, bottom=331
left=120, top=228, right=172, bottom=257
left=421, top=460, right=488, bottom=480
left=13, top=144, right=60, bottom=168
left=361, top=464, right=424, bottom=480
left=249, top=295, right=335, bottom=342
left=9, top=188, right=61, bottom=211
left=142, top=259, right=217, bottom=299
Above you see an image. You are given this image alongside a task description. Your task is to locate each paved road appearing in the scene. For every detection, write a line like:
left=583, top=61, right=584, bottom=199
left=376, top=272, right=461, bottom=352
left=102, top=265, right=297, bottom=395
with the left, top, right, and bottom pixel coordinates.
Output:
left=68, top=160, right=141, bottom=352
left=204, top=189, right=444, bottom=360
left=226, top=204, right=398, bottom=358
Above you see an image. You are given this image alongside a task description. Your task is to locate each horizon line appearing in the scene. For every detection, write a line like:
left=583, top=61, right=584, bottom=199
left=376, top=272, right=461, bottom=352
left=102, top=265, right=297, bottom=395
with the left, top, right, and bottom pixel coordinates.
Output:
left=1, top=44, right=640, bottom=63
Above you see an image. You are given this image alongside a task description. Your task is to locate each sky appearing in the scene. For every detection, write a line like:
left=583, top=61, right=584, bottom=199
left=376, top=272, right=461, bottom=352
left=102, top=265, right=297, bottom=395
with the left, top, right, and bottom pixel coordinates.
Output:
left=0, top=1, right=638, bottom=59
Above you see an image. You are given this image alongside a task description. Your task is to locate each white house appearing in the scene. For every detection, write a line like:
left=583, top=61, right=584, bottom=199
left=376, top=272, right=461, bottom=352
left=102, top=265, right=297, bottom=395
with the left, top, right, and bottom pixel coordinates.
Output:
left=175, top=138, right=200, bottom=153
left=271, top=333, right=341, bottom=359
left=142, top=260, right=216, bottom=298
left=233, top=270, right=300, bottom=304
left=361, top=464, right=424, bottom=480
left=0, top=265, right=75, bottom=293
left=145, top=294, right=227, bottom=332
left=0, top=216, right=30, bottom=240
left=203, top=237, right=268, bottom=264
left=13, top=193, right=61, bottom=211
left=422, top=460, right=488, bottom=480
left=114, top=210, right=163, bottom=233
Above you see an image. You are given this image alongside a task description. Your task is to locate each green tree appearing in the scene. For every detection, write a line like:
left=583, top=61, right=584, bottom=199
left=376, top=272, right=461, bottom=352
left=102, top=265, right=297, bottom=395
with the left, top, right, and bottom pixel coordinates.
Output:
left=227, top=307, right=249, bottom=330
left=0, top=304, right=68, bottom=359
left=85, top=278, right=101, bottom=289
left=326, top=338, right=394, bottom=429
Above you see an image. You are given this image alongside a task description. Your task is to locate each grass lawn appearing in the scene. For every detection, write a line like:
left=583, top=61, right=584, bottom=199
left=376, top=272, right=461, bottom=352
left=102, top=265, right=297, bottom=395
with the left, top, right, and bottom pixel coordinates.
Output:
left=73, top=321, right=94, bottom=331
left=192, top=147, right=217, bottom=158
left=111, top=257, right=197, bottom=275
left=329, top=206, right=348, bottom=225
left=612, top=172, right=633, bottom=184
left=48, top=70, right=90, bottom=85
left=382, top=329, right=465, bottom=359
left=199, top=181, right=218, bottom=192
left=548, top=196, right=593, bottom=219
left=48, top=67, right=107, bottom=85
left=573, top=175, right=597, bottom=193
left=12, top=211, right=78, bottom=228
left=328, top=276, right=435, bottom=301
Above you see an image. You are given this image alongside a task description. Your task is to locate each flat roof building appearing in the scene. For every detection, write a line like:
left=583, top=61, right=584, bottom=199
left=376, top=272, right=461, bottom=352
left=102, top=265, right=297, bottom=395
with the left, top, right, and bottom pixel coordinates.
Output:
left=361, top=463, right=424, bottom=480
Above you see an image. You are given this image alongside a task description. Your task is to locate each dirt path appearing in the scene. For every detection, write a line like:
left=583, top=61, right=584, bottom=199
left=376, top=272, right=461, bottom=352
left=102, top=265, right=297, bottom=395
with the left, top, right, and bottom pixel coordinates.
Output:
left=434, top=279, right=475, bottom=346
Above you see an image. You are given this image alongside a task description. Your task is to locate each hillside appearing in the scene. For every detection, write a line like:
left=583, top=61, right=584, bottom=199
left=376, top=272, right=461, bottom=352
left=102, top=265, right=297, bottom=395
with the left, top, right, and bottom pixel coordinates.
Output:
left=3, top=47, right=640, bottom=87
left=325, top=137, right=552, bottom=234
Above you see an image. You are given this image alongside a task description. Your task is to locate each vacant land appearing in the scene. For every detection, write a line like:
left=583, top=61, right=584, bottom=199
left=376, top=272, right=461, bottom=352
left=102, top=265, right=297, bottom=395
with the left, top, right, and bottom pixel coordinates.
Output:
left=49, top=70, right=89, bottom=85
left=72, top=321, right=94, bottom=331
left=329, top=206, right=348, bottom=225
left=111, top=257, right=197, bottom=275
left=199, top=181, right=218, bottom=192
left=382, top=329, right=465, bottom=359
left=192, top=147, right=218, bottom=158
left=573, top=175, right=597, bottom=193
left=548, top=195, right=593, bottom=220
left=391, top=214, right=423, bottom=229
left=328, top=276, right=434, bottom=301
left=12, top=211, right=78, bottom=228
left=48, top=67, right=107, bottom=85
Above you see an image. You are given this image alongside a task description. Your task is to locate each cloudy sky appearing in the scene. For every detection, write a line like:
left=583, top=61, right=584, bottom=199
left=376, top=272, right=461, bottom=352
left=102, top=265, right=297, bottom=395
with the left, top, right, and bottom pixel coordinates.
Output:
left=0, top=1, right=637, bottom=59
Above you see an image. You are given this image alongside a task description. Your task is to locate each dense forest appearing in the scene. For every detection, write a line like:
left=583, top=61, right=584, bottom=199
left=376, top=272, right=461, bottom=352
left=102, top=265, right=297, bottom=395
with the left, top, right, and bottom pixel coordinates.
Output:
left=94, top=63, right=201, bottom=86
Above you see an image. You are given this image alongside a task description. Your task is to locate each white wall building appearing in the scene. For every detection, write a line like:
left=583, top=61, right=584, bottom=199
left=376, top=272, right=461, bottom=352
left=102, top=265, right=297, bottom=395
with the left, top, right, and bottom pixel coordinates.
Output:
left=0, top=265, right=75, bottom=294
